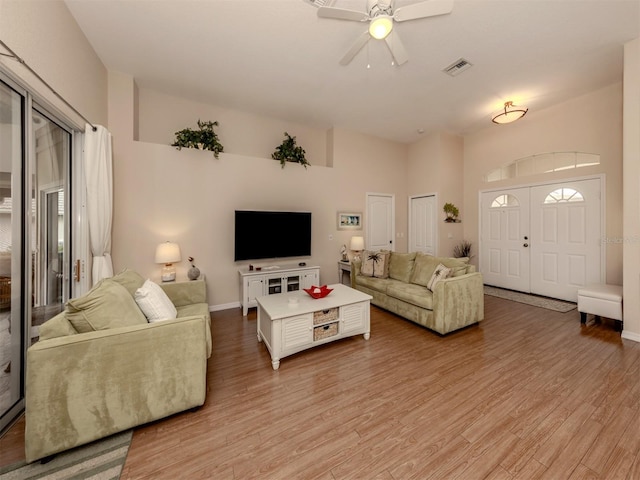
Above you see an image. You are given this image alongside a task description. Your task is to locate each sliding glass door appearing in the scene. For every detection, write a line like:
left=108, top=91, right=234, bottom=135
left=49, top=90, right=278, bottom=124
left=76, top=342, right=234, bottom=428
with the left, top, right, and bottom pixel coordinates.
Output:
left=0, top=78, right=25, bottom=430
left=32, top=110, right=70, bottom=327
left=0, top=75, right=73, bottom=432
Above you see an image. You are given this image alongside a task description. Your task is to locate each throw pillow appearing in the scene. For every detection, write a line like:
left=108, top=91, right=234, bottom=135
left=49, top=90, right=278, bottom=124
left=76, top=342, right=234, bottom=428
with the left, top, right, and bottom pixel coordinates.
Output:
left=360, top=250, right=375, bottom=277
left=135, top=279, right=178, bottom=323
left=360, top=251, right=390, bottom=278
left=66, top=279, right=148, bottom=333
left=427, top=263, right=452, bottom=291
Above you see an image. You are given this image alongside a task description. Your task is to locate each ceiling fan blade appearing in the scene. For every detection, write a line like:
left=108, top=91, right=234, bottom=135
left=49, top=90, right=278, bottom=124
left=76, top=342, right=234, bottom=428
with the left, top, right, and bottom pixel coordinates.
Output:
left=318, top=6, right=369, bottom=22
left=339, top=31, right=371, bottom=65
left=394, top=0, right=453, bottom=22
left=384, top=30, right=408, bottom=65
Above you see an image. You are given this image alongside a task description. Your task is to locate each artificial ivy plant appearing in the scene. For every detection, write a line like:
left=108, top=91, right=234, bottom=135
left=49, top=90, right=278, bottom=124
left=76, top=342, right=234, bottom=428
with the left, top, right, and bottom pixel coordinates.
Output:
left=171, top=120, right=224, bottom=158
left=272, top=132, right=310, bottom=169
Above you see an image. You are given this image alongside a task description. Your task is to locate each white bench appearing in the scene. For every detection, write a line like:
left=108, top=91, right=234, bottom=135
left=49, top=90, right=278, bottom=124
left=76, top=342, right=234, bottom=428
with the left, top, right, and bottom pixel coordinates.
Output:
left=577, top=284, right=623, bottom=331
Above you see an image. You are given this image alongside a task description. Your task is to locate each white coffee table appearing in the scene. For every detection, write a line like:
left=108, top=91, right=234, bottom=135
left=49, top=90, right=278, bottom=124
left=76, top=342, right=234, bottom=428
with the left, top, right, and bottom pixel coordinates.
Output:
left=256, top=284, right=372, bottom=370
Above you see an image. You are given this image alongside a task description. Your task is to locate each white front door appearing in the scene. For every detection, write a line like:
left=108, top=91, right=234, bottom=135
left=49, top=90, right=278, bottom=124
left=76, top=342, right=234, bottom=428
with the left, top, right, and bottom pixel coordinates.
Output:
left=480, top=178, right=603, bottom=301
left=529, top=179, right=602, bottom=301
left=480, top=188, right=531, bottom=292
left=409, top=195, right=437, bottom=255
left=366, top=193, right=394, bottom=251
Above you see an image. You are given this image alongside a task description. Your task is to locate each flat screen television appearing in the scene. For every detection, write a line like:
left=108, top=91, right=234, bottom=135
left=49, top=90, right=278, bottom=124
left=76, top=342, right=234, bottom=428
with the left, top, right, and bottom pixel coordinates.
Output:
left=234, top=210, right=312, bottom=261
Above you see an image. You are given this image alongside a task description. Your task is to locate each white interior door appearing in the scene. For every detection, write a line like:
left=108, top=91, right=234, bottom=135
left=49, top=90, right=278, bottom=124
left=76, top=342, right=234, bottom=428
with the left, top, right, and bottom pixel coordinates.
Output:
left=530, top=179, right=602, bottom=301
left=480, top=188, right=530, bottom=292
left=366, top=193, right=394, bottom=251
left=409, top=195, right=436, bottom=255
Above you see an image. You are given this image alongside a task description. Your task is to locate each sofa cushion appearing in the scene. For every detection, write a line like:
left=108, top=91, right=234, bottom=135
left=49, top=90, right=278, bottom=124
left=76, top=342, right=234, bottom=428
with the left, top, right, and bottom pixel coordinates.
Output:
left=427, top=263, right=452, bottom=291
left=388, top=252, right=417, bottom=283
left=411, top=254, right=469, bottom=286
left=66, top=279, right=148, bottom=333
left=361, top=250, right=390, bottom=278
left=387, top=282, right=433, bottom=310
left=355, top=274, right=393, bottom=292
left=135, top=279, right=178, bottom=323
left=110, top=269, right=146, bottom=297
left=38, top=312, right=78, bottom=340
left=440, top=257, right=470, bottom=277
left=410, top=253, right=441, bottom=287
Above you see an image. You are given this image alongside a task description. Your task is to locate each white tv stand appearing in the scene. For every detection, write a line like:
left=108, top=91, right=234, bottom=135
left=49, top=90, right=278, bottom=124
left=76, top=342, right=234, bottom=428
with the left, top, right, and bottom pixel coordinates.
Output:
left=238, top=263, right=320, bottom=316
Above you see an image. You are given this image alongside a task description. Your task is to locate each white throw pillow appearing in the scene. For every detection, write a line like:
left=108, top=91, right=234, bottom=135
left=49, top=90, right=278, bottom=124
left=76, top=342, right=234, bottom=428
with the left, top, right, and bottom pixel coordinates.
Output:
left=134, top=279, right=177, bottom=323
left=427, top=263, right=452, bottom=291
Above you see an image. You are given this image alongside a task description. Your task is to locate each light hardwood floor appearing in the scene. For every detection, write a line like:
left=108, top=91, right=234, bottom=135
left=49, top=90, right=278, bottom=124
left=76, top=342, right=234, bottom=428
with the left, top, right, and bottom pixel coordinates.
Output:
left=2, top=295, right=639, bottom=479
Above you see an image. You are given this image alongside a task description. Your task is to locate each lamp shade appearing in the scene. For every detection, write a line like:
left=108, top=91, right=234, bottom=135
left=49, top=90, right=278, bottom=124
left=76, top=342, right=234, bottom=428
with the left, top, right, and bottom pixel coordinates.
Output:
left=350, top=236, right=365, bottom=251
left=155, top=241, right=181, bottom=264
left=492, top=101, right=528, bottom=124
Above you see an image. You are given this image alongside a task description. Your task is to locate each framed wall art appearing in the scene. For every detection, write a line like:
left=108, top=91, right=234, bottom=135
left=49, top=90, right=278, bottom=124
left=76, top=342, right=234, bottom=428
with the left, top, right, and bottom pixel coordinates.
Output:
left=337, top=212, right=362, bottom=230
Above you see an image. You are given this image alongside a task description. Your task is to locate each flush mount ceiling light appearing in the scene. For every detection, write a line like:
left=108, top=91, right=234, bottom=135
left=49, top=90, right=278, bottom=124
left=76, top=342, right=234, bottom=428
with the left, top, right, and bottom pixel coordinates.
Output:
left=492, top=101, right=528, bottom=124
left=369, top=14, right=393, bottom=39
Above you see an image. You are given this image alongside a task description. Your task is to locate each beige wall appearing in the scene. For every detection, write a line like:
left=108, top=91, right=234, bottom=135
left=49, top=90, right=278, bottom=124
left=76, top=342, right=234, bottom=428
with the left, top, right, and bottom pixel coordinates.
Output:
left=0, top=0, right=107, bottom=127
left=407, top=132, right=465, bottom=257
left=463, top=83, right=624, bottom=286
left=108, top=72, right=408, bottom=308
left=136, top=88, right=328, bottom=166
left=622, top=37, right=640, bottom=341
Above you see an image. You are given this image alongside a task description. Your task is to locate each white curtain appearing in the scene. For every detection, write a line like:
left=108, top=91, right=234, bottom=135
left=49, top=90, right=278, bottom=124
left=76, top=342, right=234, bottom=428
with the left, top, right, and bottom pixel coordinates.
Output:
left=83, top=124, right=114, bottom=285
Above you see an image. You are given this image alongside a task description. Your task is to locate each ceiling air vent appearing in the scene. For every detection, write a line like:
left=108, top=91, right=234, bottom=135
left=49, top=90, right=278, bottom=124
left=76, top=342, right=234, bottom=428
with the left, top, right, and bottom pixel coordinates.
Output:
left=442, top=58, right=473, bottom=77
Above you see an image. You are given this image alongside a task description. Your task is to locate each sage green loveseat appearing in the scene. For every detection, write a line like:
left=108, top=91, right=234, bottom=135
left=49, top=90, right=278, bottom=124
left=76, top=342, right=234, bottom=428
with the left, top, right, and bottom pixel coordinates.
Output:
left=351, top=252, right=484, bottom=335
left=25, top=270, right=211, bottom=463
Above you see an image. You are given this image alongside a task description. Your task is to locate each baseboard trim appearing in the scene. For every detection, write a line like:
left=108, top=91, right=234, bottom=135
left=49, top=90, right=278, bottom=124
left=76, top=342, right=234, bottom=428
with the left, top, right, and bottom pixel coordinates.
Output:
left=209, top=301, right=241, bottom=312
left=621, top=330, right=640, bottom=343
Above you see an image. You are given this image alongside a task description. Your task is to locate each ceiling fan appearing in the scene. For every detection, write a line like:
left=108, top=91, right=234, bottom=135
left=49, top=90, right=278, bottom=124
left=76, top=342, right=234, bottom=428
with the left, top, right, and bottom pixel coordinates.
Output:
left=318, top=0, right=454, bottom=66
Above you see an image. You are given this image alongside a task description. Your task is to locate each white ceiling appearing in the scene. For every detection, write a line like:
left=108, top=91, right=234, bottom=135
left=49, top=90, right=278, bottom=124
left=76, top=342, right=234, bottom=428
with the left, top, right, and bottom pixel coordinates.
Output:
left=64, top=0, right=639, bottom=144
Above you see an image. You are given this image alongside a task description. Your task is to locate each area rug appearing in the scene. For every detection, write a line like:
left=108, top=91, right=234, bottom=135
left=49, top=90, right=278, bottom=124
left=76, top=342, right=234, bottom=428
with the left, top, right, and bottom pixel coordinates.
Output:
left=0, top=430, right=132, bottom=480
left=484, top=286, right=577, bottom=313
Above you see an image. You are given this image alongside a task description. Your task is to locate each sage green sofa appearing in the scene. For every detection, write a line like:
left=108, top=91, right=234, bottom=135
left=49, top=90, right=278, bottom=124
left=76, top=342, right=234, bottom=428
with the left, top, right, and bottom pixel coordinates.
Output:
left=25, top=270, right=211, bottom=463
left=351, top=252, right=484, bottom=335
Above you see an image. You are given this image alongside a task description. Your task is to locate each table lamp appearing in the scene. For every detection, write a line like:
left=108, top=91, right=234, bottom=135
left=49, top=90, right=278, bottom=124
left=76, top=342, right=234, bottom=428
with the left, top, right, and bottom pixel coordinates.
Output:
left=350, top=236, right=365, bottom=261
left=155, top=241, right=181, bottom=282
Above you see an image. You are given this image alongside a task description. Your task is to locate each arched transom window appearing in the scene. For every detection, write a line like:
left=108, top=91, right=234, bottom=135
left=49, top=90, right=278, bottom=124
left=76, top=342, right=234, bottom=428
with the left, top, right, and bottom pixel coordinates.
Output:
left=544, top=188, right=584, bottom=204
left=491, top=194, right=520, bottom=208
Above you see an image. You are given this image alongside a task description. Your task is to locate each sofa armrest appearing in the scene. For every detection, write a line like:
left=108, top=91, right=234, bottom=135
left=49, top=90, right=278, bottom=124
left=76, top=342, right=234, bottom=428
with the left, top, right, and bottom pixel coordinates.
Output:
left=350, top=260, right=362, bottom=288
left=25, top=315, right=208, bottom=462
left=432, top=272, right=484, bottom=334
left=160, top=278, right=207, bottom=307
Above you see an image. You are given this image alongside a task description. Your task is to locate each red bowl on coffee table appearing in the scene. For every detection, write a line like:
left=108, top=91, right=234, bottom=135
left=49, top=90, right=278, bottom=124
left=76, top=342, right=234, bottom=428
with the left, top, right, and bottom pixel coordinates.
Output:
left=303, top=285, right=333, bottom=299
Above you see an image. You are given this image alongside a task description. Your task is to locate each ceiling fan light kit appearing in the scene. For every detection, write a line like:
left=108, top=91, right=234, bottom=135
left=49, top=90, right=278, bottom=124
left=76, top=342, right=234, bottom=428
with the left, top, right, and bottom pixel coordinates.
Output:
left=318, top=0, right=454, bottom=66
left=492, top=101, right=528, bottom=124
left=369, top=15, right=393, bottom=39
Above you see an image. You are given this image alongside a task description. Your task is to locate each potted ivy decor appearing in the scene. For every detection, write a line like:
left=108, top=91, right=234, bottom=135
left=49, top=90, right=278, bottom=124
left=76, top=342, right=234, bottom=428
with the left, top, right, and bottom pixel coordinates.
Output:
left=171, top=120, right=224, bottom=158
left=443, top=202, right=460, bottom=223
left=272, top=132, right=310, bottom=169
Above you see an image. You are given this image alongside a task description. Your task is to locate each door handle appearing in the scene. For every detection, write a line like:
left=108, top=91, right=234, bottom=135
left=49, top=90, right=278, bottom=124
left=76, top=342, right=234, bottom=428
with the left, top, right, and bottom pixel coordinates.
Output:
left=523, top=243, right=529, bottom=247
left=74, top=259, right=81, bottom=282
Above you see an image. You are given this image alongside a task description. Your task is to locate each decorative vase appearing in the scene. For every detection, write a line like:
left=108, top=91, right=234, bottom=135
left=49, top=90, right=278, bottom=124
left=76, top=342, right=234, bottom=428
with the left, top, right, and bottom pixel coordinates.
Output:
left=188, top=266, right=200, bottom=280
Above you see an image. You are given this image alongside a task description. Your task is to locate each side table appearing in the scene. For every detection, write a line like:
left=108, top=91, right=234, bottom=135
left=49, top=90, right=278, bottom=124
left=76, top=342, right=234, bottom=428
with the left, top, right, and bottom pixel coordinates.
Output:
left=338, top=260, right=351, bottom=285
